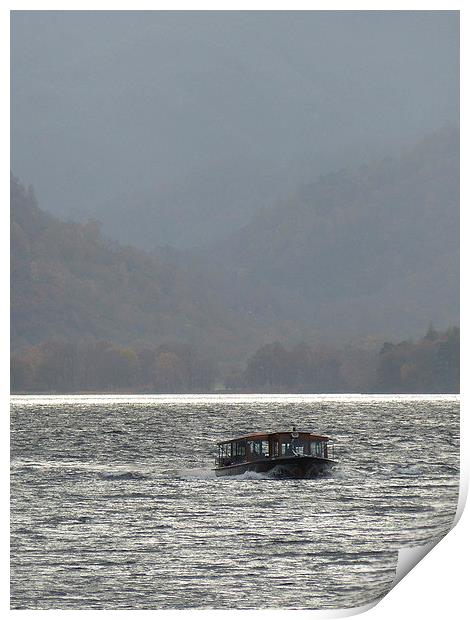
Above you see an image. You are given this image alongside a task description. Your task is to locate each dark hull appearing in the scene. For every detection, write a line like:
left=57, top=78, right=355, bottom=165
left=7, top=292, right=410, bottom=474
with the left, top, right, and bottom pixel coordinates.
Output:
left=214, top=456, right=335, bottom=479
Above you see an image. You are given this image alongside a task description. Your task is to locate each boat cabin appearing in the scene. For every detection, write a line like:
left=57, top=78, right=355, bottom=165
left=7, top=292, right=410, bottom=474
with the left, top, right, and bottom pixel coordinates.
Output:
left=215, top=430, right=332, bottom=467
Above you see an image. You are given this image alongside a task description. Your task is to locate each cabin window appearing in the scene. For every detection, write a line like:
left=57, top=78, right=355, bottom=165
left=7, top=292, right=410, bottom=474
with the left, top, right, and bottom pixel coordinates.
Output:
left=281, top=441, right=294, bottom=456
left=291, top=435, right=305, bottom=455
left=272, top=440, right=279, bottom=457
left=222, top=443, right=232, bottom=458
left=282, top=440, right=305, bottom=456
left=311, top=441, right=324, bottom=457
left=218, top=443, right=233, bottom=465
left=248, top=439, right=269, bottom=457
left=234, top=441, right=246, bottom=457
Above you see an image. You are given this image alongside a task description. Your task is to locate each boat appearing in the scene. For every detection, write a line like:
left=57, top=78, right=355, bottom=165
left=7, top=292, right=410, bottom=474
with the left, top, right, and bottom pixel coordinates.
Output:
left=213, top=427, right=336, bottom=478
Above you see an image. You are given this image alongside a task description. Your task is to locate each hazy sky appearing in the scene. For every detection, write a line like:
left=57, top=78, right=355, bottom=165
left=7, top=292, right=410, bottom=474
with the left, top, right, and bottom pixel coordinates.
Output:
left=11, top=11, right=459, bottom=247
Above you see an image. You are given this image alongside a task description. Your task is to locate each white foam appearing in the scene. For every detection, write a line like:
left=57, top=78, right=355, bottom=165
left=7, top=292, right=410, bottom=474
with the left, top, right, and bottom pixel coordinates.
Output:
left=178, top=467, right=217, bottom=480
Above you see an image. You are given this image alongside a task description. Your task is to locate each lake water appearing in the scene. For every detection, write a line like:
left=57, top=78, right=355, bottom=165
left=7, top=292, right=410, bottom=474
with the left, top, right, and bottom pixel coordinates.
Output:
left=10, top=394, right=459, bottom=609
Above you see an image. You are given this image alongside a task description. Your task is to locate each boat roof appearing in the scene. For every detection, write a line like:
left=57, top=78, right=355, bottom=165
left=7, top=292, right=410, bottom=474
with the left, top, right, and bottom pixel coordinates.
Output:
left=217, top=430, right=331, bottom=444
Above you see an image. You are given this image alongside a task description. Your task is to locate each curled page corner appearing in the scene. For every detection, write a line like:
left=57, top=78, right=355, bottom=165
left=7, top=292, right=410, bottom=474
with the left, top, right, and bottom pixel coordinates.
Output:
left=392, top=538, right=441, bottom=588
left=453, top=470, right=469, bottom=528
left=392, top=466, right=467, bottom=589
left=324, top=539, right=447, bottom=619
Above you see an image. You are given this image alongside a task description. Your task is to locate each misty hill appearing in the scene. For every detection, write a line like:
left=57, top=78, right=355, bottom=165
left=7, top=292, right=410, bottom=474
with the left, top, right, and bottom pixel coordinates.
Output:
left=10, top=174, right=251, bottom=357
left=11, top=12, right=458, bottom=250
left=200, top=126, right=459, bottom=340
left=11, top=127, right=459, bottom=365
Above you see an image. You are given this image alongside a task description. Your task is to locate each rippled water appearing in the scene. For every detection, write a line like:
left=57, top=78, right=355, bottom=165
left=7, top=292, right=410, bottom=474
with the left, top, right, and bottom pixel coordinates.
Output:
left=10, top=394, right=459, bottom=609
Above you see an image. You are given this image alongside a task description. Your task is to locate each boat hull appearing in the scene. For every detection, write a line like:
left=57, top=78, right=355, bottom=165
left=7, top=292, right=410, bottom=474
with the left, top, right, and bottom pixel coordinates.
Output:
left=214, top=456, right=335, bottom=478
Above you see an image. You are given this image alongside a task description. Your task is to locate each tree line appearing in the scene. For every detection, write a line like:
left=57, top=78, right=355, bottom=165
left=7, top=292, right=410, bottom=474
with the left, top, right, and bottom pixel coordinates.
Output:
left=11, top=326, right=459, bottom=394
left=11, top=341, right=216, bottom=393
left=376, top=325, right=459, bottom=393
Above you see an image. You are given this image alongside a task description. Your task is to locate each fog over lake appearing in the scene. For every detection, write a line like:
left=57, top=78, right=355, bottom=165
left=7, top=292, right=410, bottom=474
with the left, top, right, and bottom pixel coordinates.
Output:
left=11, top=11, right=459, bottom=249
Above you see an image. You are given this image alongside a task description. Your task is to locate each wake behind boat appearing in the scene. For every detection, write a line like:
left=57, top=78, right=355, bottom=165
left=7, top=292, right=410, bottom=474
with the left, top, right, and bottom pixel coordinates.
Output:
left=213, top=427, right=336, bottom=478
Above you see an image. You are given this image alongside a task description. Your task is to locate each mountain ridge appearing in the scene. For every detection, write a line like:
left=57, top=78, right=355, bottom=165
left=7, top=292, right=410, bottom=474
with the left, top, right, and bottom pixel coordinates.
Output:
left=11, top=126, right=459, bottom=364
left=195, top=125, right=459, bottom=340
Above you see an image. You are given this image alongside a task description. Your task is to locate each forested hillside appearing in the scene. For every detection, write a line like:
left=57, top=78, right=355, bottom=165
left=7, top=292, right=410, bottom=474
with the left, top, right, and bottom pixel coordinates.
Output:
left=10, top=174, right=249, bottom=357
left=11, top=127, right=459, bottom=393
left=204, top=126, right=459, bottom=340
